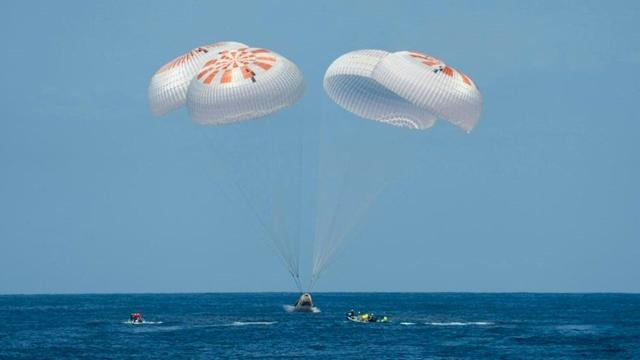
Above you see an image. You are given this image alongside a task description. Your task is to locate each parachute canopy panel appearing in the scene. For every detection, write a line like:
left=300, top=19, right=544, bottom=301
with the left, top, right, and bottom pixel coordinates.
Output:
left=147, top=41, right=249, bottom=117
left=148, top=42, right=304, bottom=125
left=323, top=50, right=436, bottom=130
left=187, top=47, right=304, bottom=125
left=323, top=49, right=482, bottom=132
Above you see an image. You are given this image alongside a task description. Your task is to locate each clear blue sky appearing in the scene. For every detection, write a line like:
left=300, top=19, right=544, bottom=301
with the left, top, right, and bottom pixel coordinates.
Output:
left=1, top=1, right=638, bottom=294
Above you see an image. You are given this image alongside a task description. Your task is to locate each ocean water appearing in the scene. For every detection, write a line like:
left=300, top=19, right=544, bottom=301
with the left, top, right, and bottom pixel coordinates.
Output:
left=0, top=293, right=638, bottom=359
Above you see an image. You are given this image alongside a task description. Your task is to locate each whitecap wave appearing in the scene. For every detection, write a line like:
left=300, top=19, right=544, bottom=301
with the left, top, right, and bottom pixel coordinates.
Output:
left=429, top=321, right=492, bottom=326
left=123, top=320, right=163, bottom=325
left=400, top=322, right=416, bottom=326
left=283, top=305, right=321, bottom=313
left=231, top=321, right=277, bottom=326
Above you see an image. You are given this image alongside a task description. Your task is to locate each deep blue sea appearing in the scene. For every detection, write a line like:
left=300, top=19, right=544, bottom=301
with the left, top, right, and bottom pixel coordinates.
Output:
left=1, top=293, right=639, bottom=359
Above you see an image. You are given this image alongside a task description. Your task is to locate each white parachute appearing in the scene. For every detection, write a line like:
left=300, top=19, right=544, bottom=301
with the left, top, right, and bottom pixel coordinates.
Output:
left=148, top=41, right=305, bottom=289
left=313, top=49, right=482, bottom=285
left=148, top=41, right=249, bottom=116
left=187, top=47, right=304, bottom=125
left=323, top=49, right=437, bottom=130
left=148, top=43, right=482, bottom=291
left=324, top=49, right=482, bottom=132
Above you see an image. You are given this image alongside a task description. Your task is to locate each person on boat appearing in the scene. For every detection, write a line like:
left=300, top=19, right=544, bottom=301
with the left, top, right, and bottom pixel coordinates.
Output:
left=130, top=313, right=143, bottom=323
left=347, top=310, right=389, bottom=323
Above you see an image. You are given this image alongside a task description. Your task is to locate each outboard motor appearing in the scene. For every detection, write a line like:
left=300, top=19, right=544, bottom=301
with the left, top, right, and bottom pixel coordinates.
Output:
left=293, top=293, right=314, bottom=312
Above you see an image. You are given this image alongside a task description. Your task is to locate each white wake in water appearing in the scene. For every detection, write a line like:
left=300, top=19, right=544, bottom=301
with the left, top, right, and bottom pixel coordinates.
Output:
left=231, top=321, right=277, bottom=326
left=428, top=321, right=492, bottom=326
left=123, top=321, right=163, bottom=325
left=282, top=305, right=321, bottom=313
left=400, top=322, right=416, bottom=326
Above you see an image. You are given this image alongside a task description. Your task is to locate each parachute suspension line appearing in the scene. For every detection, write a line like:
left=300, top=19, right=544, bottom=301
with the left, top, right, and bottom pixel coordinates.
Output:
left=310, top=107, right=334, bottom=290
left=268, top=115, right=303, bottom=290
left=311, top=107, right=365, bottom=286
left=262, top=119, right=301, bottom=288
left=310, top=113, right=323, bottom=290
left=314, top=168, right=394, bottom=280
left=310, top=102, right=355, bottom=289
left=265, top=122, right=286, bottom=269
left=312, top=139, right=353, bottom=282
left=319, top=127, right=405, bottom=274
left=293, top=116, right=304, bottom=285
left=310, top=123, right=416, bottom=288
left=296, top=111, right=305, bottom=290
left=199, top=128, right=301, bottom=291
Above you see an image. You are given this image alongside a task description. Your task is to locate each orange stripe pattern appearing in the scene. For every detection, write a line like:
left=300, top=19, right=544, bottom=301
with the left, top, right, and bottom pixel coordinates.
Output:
left=157, top=47, right=210, bottom=74
left=408, top=51, right=476, bottom=88
left=409, top=51, right=443, bottom=67
left=196, top=48, right=277, bottom=86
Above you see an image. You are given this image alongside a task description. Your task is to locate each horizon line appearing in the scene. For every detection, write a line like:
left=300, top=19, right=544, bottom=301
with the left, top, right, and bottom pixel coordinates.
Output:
left=1, top=290, right=639, bottom=296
